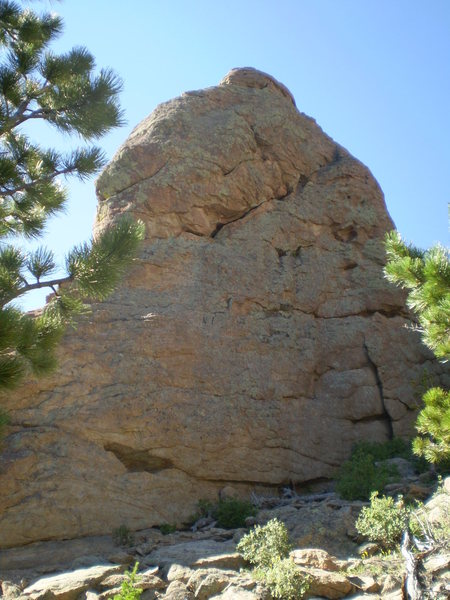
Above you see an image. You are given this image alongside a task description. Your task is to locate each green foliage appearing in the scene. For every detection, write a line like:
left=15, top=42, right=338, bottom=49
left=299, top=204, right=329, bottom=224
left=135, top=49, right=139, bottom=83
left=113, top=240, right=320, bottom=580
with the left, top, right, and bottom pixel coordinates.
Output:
left=412, top=367, right=439, bottom=402
left=187, top=498, right=213, bottom=526
left=0, top=1, right=145, bottom=391
left=237, top=519, right=309, bottom=599
left=255, top=558, right=310, bottom=600
left=197, top=498, right=214, bottom=516
left=0, top=0, right=123, bottom=237
left=0, top=305, right=64, bottom=387
left=356, top=492, right=410, bottom=550
left=336, top=440, right=401, bottom=500
left=352, top=438, right=411, bottom=461
left=159, top=523, right=177, bottom=535
left=113, top=562, right=142, bottom=600
left=190, top=497, right=256, bottom=529
left=384, top=231, right=449, bottom=359
left=64, top=218, right=145, bottom=301
left=0, top=406, right=9, bottom=441
left=384, top=231, right=450, bottom=470
left=237, top=518, right=292, bottom=569
left=213, top=497, right=257, bottom=529
left=412, top=387, right=450, bottom=467
left=112, top=524, right=134, bottom=547
left=336, top=454, right=394, bottom=501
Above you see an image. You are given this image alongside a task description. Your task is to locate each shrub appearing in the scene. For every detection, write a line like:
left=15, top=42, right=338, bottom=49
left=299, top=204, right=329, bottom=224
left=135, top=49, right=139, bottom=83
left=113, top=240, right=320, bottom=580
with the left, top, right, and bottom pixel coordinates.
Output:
left=352, top=438, right=411, bottom=461
left=190, top=497, right=256, bottom=529
left=336, top=449, right=398, bottom=501
left=212, top=497, right=256, bottom=529
left=197, top=498, right=214, bottom=516
left=113, top=562, right=142, bottom=600
left=356, top=492, right=410, bottom=550
left=237, top=519, right=309, bottom=599
left=257, top=558, right=310, bottom=600
left=188, top=498, right=214, bottom=525
left=159, top=523, right=177, bottom=535
left=355, top=437, right=430, bottom=473
left=334, top=437, right=430, bottom=500
left=237, top=518, right=292, bottom=568
left=112, top=524, right=134, bottom=547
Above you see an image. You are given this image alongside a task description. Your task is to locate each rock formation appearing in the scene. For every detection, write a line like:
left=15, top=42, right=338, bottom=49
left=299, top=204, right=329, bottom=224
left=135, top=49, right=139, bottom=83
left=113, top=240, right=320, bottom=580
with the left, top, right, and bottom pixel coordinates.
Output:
left=0, top=68, right=441, bottom=549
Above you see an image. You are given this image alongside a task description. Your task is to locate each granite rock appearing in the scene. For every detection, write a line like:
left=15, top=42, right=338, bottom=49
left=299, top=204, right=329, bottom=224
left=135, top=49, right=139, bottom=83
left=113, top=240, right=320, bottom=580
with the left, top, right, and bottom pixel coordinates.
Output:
left=0, top=68, right=442, bottom=549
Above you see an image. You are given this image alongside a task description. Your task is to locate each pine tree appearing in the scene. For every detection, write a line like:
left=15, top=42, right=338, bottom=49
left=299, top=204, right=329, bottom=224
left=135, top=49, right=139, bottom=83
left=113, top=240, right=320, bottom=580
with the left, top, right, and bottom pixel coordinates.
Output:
left=0, top=1, right=144, bottom=390
left=385, top=231, right=449, bottom=359
left=384, top=231, right=449, bottom=465
left=412, top=387, right=450, bottom=465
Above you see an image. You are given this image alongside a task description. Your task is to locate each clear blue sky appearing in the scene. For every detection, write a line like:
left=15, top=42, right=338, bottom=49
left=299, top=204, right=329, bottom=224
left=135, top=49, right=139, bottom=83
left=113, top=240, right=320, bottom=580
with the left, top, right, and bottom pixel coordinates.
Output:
left=21, top=0, right=450, bottom=309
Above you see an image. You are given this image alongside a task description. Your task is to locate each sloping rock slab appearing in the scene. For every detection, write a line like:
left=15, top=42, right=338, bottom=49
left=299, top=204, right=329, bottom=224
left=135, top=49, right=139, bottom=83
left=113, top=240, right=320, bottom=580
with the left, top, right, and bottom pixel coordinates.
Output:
left=145, top=540, right=237, bottom=569
left=21, top=564, right=122, bottom=600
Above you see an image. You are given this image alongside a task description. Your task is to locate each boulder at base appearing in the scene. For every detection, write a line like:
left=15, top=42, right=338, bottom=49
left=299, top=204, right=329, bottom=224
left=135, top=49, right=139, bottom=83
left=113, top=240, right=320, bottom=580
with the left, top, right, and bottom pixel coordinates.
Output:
left=0, top=68, right=442, bottom=549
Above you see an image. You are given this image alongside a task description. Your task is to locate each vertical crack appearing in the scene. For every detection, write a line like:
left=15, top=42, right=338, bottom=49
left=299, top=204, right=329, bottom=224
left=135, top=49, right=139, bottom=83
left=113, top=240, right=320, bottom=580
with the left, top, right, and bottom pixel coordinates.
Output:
left=363, top=340, right=394, bottom=439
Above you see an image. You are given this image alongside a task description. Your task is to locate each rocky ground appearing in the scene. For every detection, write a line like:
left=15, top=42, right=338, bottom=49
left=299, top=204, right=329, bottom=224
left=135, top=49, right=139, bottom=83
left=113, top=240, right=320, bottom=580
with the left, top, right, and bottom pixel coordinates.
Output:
left=1, top=470, right=448, bottom=600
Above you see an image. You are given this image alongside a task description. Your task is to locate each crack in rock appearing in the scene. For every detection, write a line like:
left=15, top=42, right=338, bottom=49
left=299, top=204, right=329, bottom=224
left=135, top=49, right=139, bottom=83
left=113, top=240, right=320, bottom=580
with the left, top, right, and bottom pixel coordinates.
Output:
left=363, top=341, right=394, bottom=438
left=210, top=201, right=265, bottom=238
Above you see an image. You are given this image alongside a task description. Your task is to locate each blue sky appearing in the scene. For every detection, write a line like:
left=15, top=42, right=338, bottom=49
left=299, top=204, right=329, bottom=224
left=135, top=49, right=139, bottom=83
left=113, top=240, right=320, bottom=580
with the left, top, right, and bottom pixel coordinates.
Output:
left=20, top=0, right=450, bottom=308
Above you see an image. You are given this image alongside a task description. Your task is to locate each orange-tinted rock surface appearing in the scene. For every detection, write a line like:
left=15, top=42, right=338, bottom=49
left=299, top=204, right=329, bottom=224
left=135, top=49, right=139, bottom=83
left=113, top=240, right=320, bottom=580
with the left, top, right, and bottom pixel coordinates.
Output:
left=0, top=69, right=441, bottom=548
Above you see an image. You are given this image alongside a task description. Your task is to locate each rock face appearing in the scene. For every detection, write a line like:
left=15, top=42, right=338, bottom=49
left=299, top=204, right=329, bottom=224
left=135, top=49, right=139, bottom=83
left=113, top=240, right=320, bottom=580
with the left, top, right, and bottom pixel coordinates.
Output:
left=0, top=68, right=441, bottom=549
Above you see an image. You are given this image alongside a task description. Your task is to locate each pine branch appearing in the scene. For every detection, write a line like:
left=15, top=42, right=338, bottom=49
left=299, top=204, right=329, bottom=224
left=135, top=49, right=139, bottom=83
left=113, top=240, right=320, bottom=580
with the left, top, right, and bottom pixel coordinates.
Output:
left=0, top=2, right=142, bottom=393
left=0, top=164, right=72, bottom=195
left=13, top=274, right=72, bottom=297
left=1, top=82, right=52, bottom=133
left=384, top=231, right=450, bottom=361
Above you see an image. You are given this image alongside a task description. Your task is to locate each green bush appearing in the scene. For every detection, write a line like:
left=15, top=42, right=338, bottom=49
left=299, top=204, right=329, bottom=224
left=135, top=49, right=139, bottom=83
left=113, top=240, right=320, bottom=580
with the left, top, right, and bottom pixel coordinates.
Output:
left=112, top=524, right=134, bottom=547
left=237, top=518, right=292, bottom=568
left=159, top=523, right=177, bottom=535
left=352, top=438, right=411, bottom=461
left=336, top=438, right=436, bottom=500
left=197, top=498, right=214, bottom=517
left=213, top=497, right=256, bottom=529
left=351, top=437, right=430, bottom=475
left=190, top=497, right=256, bottom=529
left=257, top=558, right=310, bottom=600
left=356, top=492, right=410, bottom=550
left=336, top=449, right=398, bottom=501
left=334, top=437, right=430, bottom=500
left=237, top=519, right=309, bottom=599
left=113, top=562, right=142, bottom=600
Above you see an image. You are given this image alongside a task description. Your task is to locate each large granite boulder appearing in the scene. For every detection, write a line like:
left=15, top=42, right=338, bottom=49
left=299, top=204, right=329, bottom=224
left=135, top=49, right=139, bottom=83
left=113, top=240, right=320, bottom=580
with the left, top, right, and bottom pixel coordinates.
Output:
left=0, top=68, right=441, bottom=549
